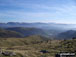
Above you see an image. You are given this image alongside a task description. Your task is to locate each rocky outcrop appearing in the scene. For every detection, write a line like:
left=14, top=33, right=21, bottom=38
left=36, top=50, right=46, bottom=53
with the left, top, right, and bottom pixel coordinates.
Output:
left=0, top=49, right=16, bottom=56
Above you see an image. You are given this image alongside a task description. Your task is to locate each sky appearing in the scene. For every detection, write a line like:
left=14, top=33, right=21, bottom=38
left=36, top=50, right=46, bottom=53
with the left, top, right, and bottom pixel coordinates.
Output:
left=0, top=0, right=76, bottom=24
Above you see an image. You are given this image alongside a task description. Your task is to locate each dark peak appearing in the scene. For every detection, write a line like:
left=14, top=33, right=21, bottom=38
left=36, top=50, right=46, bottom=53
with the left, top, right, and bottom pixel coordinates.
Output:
left=7, top=22, right=20, bottom=24
left=66, top=30, right=76, bottom=32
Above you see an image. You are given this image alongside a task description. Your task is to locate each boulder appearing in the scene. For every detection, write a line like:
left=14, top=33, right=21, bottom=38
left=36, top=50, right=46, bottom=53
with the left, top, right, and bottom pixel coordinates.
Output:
left=2, top=51, right=16, bottom=56
left=40, top=50, right=50, bottom=53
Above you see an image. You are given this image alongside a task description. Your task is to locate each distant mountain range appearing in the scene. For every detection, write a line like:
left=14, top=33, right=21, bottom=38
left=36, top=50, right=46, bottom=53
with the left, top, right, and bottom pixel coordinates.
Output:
left=0, top=22, right=76, bottom=34
left=0, top=22, right=76, bottom=30
left=0, top=22, right=76, bottom=39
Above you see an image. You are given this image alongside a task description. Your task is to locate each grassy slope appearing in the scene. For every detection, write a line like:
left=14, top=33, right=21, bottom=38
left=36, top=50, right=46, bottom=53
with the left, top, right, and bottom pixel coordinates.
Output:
left=0, top=36, right=76, bottom=57
left=0, top=35, right=47, bottom=47
left=0, top=35, right=60, bottom=57
left=57, top=39, right=76, bottom=52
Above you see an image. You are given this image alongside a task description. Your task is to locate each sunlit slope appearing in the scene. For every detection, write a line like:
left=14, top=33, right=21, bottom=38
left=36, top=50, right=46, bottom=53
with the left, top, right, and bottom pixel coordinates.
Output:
left=0, top=35, right=47, bottom=47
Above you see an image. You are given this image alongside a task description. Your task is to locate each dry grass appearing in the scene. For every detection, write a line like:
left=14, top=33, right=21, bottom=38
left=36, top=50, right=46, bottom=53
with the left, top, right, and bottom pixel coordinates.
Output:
left=0, top=36, right=62, bottom=57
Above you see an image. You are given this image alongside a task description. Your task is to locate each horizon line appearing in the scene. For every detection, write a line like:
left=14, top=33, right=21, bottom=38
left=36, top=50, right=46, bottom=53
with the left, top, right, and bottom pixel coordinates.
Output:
left=0, top=22, right=76, bottom=25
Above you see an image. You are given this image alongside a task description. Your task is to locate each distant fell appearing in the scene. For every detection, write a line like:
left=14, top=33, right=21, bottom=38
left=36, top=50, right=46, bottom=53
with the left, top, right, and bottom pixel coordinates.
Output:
left=0, top=28, right=24, bottom=38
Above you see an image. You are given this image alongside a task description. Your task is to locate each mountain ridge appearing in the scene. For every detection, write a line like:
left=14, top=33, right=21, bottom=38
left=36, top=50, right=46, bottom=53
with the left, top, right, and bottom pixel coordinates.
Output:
left=56, top=30, right=76, bottom=40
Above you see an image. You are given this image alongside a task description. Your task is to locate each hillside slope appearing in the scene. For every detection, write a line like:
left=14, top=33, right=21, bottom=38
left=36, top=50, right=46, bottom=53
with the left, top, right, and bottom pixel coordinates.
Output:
left=0, top=35, right=47, bottom=47
left=56, top=39, right=76, bottom=52
left=56, top=30, right=76, bottom=39
left=6, top=27, right=50, bottom=37
left=0, top=28, right=23, bottom=38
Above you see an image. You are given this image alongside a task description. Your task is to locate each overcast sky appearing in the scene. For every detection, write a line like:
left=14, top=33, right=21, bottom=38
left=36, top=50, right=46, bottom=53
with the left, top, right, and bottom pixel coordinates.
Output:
left=0, top=0, right=76, bottom=24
